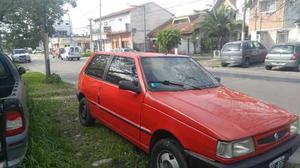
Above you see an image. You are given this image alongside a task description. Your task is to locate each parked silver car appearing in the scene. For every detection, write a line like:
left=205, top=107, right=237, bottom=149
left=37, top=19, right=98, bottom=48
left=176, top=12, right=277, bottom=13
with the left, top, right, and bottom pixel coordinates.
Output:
left=265, top=43, right=300, bottom=71
left=11, top=49, right=31, bottom=63
left=221, top=41, right=268, bottom=67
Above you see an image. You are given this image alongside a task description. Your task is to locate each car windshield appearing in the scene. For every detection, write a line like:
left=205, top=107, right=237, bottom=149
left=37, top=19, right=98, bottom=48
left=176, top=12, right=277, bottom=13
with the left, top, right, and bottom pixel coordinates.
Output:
left=270, top=45, right=294, bottom=54
left=222, top=43, right=241, bottom=51
left=14, top=49, right=27, bottom=54
left=141, top=57, right=219, bottom=91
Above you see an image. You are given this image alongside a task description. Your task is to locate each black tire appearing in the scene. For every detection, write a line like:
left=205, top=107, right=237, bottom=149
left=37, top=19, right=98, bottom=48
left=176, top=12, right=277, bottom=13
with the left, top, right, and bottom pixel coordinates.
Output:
left=150, top=139, right=188, bottom=168
left=294, top=64, right=300, bottom=72
left=242, top=58, right=250, bottom=68
left=221, top=63, right=228, bottom=67
left=265, top=66, right=272, bottom=70
left=79, top=98, right=95, bottom=126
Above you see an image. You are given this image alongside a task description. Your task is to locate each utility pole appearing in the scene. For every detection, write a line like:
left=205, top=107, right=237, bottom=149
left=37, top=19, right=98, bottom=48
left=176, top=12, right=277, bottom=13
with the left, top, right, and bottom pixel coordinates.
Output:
left=68, top=12, right=73, bottom=46
left=241, top=0, right=247, bottom=41
left=143, top=5, right=146, bottom=52
left=99, top=0, right=102, bottom=51
left=89, top=19, right=94, bottom=52
left=43, top=0, right=51, bottom=78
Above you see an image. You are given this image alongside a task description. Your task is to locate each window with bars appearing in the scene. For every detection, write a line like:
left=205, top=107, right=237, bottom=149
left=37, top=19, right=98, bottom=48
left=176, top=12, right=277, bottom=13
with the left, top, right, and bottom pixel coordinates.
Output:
left=259, top=0, right=276, bottom=13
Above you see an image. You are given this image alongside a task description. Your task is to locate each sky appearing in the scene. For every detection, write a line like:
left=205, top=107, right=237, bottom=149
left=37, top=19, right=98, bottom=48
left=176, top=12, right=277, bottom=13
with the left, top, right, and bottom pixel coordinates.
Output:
left=64, top=0, right=215, bottom=35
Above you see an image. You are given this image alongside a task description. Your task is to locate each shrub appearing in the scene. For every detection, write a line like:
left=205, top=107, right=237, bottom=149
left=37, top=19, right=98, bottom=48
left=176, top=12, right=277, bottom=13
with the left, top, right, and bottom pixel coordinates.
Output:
left=45, top=73, right=62, bottom=84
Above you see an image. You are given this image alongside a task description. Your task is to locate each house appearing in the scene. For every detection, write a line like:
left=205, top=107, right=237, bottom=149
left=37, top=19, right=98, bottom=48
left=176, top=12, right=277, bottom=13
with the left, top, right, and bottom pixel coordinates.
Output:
left=93, top=2, right=173, bottom=51
left=248, top=0, right=300, bottom=49
left=53, top=20, right=72, bottom=37
left=148, top=13, right=206, bottom=54
left=50, top=36, right=90, bottom=51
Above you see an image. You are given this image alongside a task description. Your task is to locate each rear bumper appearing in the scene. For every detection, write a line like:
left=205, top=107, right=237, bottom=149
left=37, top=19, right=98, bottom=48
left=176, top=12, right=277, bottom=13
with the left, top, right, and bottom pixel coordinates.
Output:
left=265, top=60, right=298, bottom=68
left=185, top=134, right=300, bottom=168
left=221, top=58, right=243, bottom=66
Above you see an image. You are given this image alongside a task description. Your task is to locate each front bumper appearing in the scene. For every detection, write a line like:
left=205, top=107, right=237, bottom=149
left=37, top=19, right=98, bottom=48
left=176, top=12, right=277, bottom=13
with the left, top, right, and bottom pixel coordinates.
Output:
left=185, top=134, right=300, bottom=168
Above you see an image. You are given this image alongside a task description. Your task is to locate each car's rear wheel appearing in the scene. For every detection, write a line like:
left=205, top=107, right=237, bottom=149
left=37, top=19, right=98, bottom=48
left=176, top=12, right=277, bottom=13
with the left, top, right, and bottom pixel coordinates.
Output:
left=265, top=66, right=272, bottom=70
left=150, top=139, right=188, bottom=168
left=243, top=58, right=250, bottom=68
left=221, top=62, right=228, bottom=67
left=79, top=98, right=95, bottom=126
left=294, top=63, right=300, bottom=72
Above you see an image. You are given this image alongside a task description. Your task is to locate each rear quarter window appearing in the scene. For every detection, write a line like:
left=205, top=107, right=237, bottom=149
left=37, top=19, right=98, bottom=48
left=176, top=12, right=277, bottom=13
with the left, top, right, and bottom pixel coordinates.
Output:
left=222, top=43, right=241, bottom=51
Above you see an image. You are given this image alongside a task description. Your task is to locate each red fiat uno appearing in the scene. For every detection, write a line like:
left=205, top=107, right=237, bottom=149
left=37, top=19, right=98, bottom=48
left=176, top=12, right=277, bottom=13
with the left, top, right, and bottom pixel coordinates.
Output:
left=77, top=52, right=300, bottom=168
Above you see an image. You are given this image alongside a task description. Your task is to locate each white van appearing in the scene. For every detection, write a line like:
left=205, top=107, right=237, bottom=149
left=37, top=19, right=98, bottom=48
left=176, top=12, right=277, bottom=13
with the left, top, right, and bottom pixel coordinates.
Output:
left=61, top=46, right=81, bottom=61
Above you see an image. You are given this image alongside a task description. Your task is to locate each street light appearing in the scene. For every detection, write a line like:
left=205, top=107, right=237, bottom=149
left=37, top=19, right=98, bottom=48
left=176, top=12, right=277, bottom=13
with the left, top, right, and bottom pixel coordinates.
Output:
left=127, top=4, right=147, bottom=52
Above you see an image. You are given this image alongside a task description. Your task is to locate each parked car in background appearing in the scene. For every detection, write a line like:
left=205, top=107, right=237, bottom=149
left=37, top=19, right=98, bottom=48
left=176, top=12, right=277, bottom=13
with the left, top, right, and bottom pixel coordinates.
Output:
left=110, top=48, right=135, bottom=52
left=77, top=52, right=300, bottom=168
left=52, top=48, right=65, bottom=59
left=221, top=41, right=268, bottom=67
left=32, top=48, right=44, bottom=54
left=61, top=46, right=80, bottom=61
left=11, top=49, right=31, bottom=63
left=0, top=53, right=29, bottom=168
left=265, top=43, right=300, bottom=71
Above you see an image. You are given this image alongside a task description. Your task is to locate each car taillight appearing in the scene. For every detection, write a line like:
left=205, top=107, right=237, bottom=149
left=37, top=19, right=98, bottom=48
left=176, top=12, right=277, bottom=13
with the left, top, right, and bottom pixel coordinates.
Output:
left=291, top=54, right=298, bottom=60
left=5, top=112, right=24, bottom=136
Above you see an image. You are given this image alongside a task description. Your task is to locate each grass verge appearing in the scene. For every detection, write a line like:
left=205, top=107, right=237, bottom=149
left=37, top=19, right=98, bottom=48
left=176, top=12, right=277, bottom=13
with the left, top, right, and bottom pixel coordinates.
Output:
left=20, top=72, right=148, bottom=168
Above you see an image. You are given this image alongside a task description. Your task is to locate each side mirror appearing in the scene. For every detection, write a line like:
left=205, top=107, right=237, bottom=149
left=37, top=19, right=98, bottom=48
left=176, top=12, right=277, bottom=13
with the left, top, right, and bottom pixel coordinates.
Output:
left=215, top=77, right=221, bottom=83
left=18, top=67, right=26, bottom=75
left=119, top=80, right=141, bottom=94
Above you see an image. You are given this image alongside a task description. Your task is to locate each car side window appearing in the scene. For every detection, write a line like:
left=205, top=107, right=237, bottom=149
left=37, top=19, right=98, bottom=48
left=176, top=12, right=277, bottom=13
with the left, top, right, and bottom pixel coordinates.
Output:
left=106, top=56, right=137, bottom=85
left=0, top=59, right=7, bottom=78
left=296, top=46, right=300, bottom=54
left=85, top=55, right=110, bottom=79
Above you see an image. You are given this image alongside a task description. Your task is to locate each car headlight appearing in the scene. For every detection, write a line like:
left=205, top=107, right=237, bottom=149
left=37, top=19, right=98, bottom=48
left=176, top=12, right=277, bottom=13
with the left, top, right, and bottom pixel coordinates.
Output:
left=217, top=138, right=255, bottom=158
left=290, top=119, right=299, bottom=135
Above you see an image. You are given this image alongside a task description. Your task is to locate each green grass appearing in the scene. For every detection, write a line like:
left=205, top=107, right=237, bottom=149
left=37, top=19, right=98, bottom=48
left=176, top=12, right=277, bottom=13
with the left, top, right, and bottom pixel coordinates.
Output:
left=21, top=72, right=148, bottom=168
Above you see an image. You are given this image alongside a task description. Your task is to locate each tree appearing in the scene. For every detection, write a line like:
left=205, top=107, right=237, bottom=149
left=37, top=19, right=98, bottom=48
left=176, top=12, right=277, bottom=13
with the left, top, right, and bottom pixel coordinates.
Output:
left=0, top=0, right=76, bottom=51
left=156, top=29, right=181, bottom=53
left=201, top=6, right=240, bottom=50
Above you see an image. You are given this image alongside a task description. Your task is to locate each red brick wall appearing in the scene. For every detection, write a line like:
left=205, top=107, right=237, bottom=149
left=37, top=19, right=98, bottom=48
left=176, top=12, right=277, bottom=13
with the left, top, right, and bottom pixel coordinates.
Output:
left=249, top=0, right=285, bottom=33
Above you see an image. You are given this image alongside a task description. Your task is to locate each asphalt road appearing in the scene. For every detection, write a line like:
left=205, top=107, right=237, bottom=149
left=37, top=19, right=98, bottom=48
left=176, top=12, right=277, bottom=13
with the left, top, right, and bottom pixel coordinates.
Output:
left=23, top=54, right=300, bottom=165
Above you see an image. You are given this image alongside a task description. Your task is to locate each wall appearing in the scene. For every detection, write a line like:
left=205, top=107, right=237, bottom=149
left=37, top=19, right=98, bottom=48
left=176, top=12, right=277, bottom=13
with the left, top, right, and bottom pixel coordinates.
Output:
left=248, top=0, right=285, bottom=33
left=101, top=14, right=131, bottom=33
left=289, top=26, right=300, bottom=42
left=130, top=2, right=173, bottom=50
left=283, top=0, right=300, bottom=28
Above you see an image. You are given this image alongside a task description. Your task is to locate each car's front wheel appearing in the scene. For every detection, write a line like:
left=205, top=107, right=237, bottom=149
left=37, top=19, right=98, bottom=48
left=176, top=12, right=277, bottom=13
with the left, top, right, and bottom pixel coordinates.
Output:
left=150, top=139, right=188, bottom=168
left=265, top=66, right=272, bottom=70
left=79, top=98, right=95, bottom=126
left=243, top=58, right=250, bottom=68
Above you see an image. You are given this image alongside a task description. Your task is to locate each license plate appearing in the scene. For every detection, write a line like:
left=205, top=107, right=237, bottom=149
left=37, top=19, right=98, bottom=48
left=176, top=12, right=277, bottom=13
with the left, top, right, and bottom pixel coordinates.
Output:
left=269, top=155, right=285, bottom=168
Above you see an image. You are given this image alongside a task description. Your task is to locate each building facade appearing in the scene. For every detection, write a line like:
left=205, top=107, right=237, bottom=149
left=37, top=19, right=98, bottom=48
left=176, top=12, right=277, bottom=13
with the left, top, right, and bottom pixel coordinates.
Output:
left=248, top=0, right=300, bottom=49
left=93, top=2, right=173, bottom=51
left=53, top=20, right=72, bottom=37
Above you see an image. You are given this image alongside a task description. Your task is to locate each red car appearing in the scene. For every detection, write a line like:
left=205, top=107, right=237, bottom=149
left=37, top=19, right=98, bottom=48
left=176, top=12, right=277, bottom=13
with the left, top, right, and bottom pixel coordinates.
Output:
left=77, top=52, right=300, bottom=168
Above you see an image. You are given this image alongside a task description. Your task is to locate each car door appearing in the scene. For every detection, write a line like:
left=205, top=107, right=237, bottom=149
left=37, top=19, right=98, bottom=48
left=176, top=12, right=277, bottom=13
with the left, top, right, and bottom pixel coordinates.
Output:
left=100, top=56, right=144, bottom=144
left=82, top=54, right=111, bottom=119
left=253, top=41, right=266, bottom=62
left=0, top=103, right=7, bottom=167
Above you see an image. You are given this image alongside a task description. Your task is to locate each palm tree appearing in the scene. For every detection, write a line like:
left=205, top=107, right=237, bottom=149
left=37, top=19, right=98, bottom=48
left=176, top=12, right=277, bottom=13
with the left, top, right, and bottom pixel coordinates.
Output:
left=202, top=5, right=240, bottom=50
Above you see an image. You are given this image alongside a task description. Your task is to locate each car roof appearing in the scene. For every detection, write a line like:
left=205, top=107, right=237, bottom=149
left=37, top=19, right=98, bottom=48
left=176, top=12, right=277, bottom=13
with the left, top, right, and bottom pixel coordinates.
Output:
left=93, top=52, right=190, bottom=58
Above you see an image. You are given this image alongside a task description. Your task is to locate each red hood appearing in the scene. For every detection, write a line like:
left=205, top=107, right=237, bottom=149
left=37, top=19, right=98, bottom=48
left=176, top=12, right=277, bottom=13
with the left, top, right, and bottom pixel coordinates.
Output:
left=148, top=86, right=296, bottom=141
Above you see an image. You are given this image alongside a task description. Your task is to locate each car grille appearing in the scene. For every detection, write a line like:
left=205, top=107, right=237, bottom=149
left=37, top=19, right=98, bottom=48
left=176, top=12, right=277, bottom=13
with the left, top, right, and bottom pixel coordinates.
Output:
left=257, top=129, right=288, bottom=145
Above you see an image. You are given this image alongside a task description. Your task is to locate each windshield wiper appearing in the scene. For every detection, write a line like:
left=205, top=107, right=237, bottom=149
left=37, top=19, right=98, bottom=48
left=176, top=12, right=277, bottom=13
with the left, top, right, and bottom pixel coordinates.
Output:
left=149, top=80, right=184, bottom=87
left=149, top=80, right=203, bottom=90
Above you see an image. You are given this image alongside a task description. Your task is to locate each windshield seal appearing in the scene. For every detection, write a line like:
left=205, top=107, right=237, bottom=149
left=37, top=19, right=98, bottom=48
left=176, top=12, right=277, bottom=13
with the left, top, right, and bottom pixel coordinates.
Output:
left=140, top=56, right=220, bottom=92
